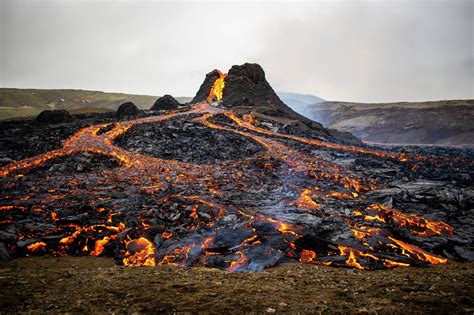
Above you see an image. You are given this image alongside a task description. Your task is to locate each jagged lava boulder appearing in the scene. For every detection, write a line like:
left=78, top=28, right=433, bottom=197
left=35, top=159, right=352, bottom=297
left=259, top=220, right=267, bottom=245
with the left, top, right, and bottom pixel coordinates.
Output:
left=117, top=102, right=139, bottom=118
left=36, top=109, right=75, bottom=124
left=151, top=95, right=180, bottom=111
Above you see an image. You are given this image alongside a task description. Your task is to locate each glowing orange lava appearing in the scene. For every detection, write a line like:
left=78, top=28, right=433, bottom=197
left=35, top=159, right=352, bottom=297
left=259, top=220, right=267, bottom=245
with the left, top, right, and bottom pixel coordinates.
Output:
left=207, top=70, right=228, bottom=102
left=0, top=95, right=456, bottom=270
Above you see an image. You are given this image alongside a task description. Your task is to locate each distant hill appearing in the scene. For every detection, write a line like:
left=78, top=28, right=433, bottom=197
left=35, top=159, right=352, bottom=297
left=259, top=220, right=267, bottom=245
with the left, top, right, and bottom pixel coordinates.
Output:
left=298, top=100, right=474, bottom=146
left=0, top=88, right=192, bottom=120
left=277, top=91, right=324, bottom=107
left=277, top=92, right=325, bottom=118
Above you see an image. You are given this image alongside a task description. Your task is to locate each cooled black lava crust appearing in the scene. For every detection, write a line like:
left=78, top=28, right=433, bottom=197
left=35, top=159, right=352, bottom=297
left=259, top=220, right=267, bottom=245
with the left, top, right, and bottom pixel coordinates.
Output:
left=114, top=117, right=265, bottom=163
left=22, top=152, right=120, bottom=177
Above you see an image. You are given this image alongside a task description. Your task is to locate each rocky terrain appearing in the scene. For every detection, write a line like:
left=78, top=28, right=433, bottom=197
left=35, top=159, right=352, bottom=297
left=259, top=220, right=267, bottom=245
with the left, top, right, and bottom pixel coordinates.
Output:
left=0, top=63, right=472, bottom=312
left=4, top=89, right=471, bottom=148
left=295, top=100, right=474, bottom=146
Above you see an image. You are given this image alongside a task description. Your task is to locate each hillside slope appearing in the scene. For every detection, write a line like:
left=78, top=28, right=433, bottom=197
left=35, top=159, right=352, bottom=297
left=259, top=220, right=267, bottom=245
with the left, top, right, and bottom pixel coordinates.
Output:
left=277, top=92, right=325, bottom=106
left=277, top=92, right=325, bottom=118
left=0, top=88, right=192, bottom=120
left=298, top=100, right=474, bottom=146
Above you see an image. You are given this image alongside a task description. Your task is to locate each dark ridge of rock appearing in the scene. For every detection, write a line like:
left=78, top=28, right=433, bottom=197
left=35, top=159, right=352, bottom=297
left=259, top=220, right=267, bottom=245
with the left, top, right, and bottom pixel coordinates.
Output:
left=0, top=114, right=116, bottom=163
left=191, top=70, right=221, bottom=104
left=114, top=116, right=264, bottom=164
left=36, top=109, right=75, bottom=124
left=151, top=95, right=180, bottom=111
left=117, top=102, right=139, bottom=118
left=24, top=152, right=119, bottom=177
left=304, top=100, right=474, bottom=146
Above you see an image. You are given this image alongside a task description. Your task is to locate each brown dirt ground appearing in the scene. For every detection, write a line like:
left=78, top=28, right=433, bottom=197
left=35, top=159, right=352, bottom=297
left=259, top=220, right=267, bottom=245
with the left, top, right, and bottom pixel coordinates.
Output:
left=0, top=257, right=473, bottom=314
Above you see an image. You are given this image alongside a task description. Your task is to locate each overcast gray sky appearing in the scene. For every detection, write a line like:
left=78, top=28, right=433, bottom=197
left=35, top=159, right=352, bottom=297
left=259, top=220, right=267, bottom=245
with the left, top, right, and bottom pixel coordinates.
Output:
left=1, top=0, right=473, bottom=102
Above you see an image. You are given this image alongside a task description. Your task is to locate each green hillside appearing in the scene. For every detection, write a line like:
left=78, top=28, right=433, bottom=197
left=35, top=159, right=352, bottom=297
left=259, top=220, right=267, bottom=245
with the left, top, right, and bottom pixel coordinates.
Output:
left=0, top=88, right=192, bottom=120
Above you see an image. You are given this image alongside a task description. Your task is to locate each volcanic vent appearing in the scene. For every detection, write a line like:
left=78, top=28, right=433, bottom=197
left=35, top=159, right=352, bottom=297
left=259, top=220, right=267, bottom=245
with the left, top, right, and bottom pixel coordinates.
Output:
left=193, top=63, right=330, bottom=133
left=193, top=63, right=283, bottom=108
left=0, top=63, right=473, bottom=271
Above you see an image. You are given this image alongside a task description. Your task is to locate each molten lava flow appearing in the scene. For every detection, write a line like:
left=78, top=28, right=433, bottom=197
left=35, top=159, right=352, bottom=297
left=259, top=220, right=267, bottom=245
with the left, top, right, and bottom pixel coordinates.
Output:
left=26, top=242, right=47, bottom=253
left=224, top=113, right=410, bottom=161
left=123, top=237, right=155, bottom=266
left=293, top=189, right=321, bottom=210
left=90, top=236, right=112, bottom=256
left=0, top=99, right=459, bottom=271
left=389, top=237, right=448, bottom=265
left=364, top=204, right=454, bottom=237
left=226, top=251, right=249, bottom=271
left=351, top=226, right=382, bottom=240
left=207, top=70, right=227, bottom=102
left=339, top=246, right=366, bottom=270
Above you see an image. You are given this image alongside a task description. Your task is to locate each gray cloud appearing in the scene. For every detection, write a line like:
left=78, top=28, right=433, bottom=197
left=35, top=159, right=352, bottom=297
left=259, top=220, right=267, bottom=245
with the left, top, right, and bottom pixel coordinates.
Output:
left=1, top=0, right=473, bottom=102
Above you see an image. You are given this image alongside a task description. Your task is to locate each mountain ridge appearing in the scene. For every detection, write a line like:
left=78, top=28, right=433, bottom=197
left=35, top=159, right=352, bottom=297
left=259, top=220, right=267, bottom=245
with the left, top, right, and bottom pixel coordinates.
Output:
left=300, top=100, right=474, bottom=146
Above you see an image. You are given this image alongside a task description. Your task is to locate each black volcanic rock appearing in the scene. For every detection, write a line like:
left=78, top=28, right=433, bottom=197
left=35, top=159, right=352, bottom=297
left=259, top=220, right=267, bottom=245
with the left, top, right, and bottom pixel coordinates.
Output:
left=36, top=109, right=74, bottom=124
left=117, top=102, right=139, bottom=118
left=228, top=63, right=265, bottom=83
left=222, top=63, right=283, bottom=109
left=115, top=116, right=264, bottom=164
left=151, top=95, right=180, bottom=111
left=0, top=243, right=11, bottom=260
left=30, top=152, right=119, bottom=176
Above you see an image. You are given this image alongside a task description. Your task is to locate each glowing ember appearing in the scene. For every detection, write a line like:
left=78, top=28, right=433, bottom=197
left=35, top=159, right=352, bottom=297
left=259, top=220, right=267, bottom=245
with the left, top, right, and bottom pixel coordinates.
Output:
left=162, top=232, right=172, bottom=239
left=123, top=237, right=156, bottom=266
left=338, top=246, right=365, bottom=270
left=90, top=236, right=112, bottom=256
left=299, top=249, right=317, bottom=263
left=26, top=242, right=47, bottom=253
left=293, top=189, right=321, bottom=210
left=364, top=204, right=454, bottom=237
left=50, top=211, right=59, bottom=221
